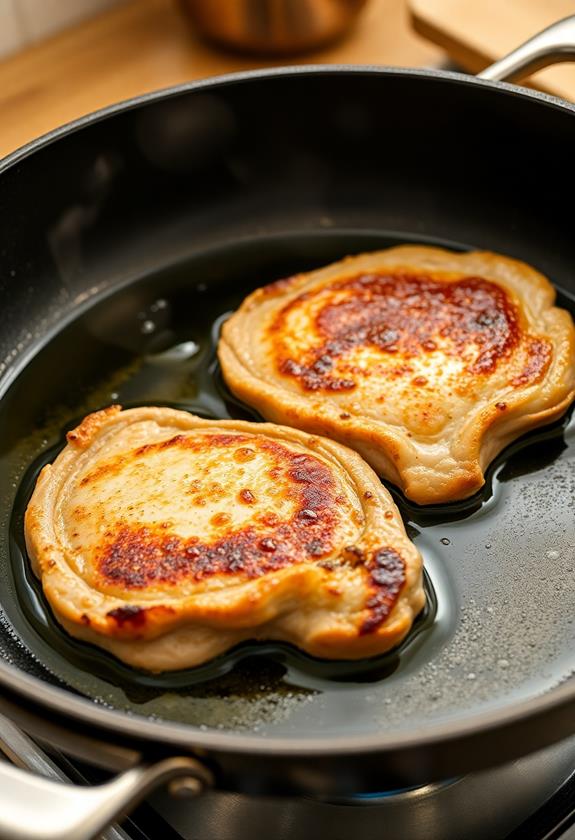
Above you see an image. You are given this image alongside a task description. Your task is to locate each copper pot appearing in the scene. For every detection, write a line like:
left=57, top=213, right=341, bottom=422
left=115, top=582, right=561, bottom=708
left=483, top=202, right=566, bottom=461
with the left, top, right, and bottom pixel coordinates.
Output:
left=180, top=0, right=369, bottom=55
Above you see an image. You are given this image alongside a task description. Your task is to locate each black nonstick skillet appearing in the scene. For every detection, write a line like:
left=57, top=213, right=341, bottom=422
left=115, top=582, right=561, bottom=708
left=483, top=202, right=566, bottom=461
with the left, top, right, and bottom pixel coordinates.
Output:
left=0, top=16, right=574, bottom=840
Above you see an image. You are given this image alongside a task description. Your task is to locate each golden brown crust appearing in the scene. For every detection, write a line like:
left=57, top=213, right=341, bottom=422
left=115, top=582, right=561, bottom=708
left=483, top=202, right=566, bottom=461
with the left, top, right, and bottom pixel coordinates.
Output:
left=24, top=406, right=424, bottom=672
left=218, top=246, right=575, bottom=504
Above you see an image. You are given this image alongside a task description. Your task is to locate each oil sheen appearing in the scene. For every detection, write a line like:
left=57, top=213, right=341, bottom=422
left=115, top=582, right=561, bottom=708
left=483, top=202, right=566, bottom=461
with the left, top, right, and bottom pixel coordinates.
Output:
left=1, top=232, right=573, bottom=737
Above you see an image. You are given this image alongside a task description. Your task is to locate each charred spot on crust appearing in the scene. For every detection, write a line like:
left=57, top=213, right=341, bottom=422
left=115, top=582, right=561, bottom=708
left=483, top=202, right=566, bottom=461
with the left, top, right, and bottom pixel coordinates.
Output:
left=107, top=604, right=146, bottom=627
left=270, top=271, right=527, bottom=391
left=98, top=513, right=337, bottom=588
left=96, top=440, right=345, bottom=589
left=259, top=537, right=277, bottom=552
left=106, top=604, right=176, bottom=630
left=510, top=336, right=552, bottom=387
left=306, top=540, right=327, bottom=556
left=298, top=508, right=318, bottom=523
left=279, top=357, right=356, bottom=391
left=343, top=545, right=364, bottom=566
left=317, top=559, right=336, bottom=570
left=238, top=488, right=256, bottom=504
left=360, top=547, right=405, bottom=634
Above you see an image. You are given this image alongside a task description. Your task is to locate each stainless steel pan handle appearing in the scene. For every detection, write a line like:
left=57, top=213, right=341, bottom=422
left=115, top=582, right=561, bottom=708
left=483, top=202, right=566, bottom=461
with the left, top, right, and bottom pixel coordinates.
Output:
left=0, top=712, right=212, bottom=840
left=479, top=14, right=575, bottom=83
left=0, top=757, right=209, bottom=840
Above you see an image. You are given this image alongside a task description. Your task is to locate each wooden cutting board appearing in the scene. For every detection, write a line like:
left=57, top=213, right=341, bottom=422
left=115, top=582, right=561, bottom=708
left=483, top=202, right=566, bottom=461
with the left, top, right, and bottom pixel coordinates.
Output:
left=409, top=0, right=575, bottom=101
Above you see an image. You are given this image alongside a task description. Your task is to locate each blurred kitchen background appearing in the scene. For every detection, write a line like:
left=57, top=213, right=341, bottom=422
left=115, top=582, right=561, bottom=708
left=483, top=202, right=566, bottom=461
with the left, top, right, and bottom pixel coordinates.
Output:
left=0, top=0, right=573, bottom=158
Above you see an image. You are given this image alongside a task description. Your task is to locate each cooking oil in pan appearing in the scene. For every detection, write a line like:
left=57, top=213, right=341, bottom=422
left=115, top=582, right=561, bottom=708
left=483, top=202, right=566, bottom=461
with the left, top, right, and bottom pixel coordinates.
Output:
left=1, top=231, right=574, bottom=736
left=6, top=298, right=439, bottom=705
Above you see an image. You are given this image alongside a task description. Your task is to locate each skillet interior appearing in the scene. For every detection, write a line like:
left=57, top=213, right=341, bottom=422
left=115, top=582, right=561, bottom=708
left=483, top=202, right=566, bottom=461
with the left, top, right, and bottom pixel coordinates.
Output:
left=0, top=228, right=573, bottom=741
left=0, top=69, right=573, bottom=754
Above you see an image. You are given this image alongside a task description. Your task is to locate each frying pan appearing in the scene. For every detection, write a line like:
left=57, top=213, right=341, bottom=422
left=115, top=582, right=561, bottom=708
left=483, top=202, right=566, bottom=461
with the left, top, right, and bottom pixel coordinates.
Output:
left=0, top=15, right=574, bottom=840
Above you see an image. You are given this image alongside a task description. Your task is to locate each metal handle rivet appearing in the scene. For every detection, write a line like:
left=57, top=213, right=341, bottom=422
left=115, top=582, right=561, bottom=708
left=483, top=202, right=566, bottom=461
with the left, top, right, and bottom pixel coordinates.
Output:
left=168, top=776, right=205, bottom=798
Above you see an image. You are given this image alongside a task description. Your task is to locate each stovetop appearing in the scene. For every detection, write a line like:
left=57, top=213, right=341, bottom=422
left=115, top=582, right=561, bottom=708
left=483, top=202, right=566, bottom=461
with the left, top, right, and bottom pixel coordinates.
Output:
left=1, top=711, right=573, bottom=840
left=146, top=759, right=575, bottom=840
left=51, top=736, right=575, bottom=840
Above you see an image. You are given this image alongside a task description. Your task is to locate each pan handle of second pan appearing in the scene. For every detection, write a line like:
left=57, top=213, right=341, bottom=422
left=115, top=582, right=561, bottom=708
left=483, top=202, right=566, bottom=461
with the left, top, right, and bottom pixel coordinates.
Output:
left=0, top=713, right=213, bottom=840
left=478, top=14, right=575, bottom=83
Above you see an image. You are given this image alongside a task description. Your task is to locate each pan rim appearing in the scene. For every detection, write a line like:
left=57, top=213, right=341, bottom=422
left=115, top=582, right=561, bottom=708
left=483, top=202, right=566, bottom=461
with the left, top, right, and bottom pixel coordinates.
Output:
left=1, top=63, right=574, bottom=175
left=0, top=64, right=574, bottom=756
left=0, top=657, right=573, bottom=755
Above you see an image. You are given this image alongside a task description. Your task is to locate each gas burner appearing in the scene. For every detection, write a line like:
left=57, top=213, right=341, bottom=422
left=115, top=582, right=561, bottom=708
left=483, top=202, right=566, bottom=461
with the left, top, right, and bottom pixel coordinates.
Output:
left=316, top=777, right=459, bottom=806
left=139, top=737, right=575, bottom=840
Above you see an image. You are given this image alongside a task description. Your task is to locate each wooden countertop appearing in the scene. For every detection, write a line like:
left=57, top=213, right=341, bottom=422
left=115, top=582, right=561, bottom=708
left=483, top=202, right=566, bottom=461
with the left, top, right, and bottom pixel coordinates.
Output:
left=0, top=0, right=442, bottom=159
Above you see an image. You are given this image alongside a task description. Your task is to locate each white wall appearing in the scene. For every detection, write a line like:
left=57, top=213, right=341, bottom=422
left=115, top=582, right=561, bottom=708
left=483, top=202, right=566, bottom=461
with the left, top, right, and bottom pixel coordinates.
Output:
left=0, top=0, right=125, bottom=59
